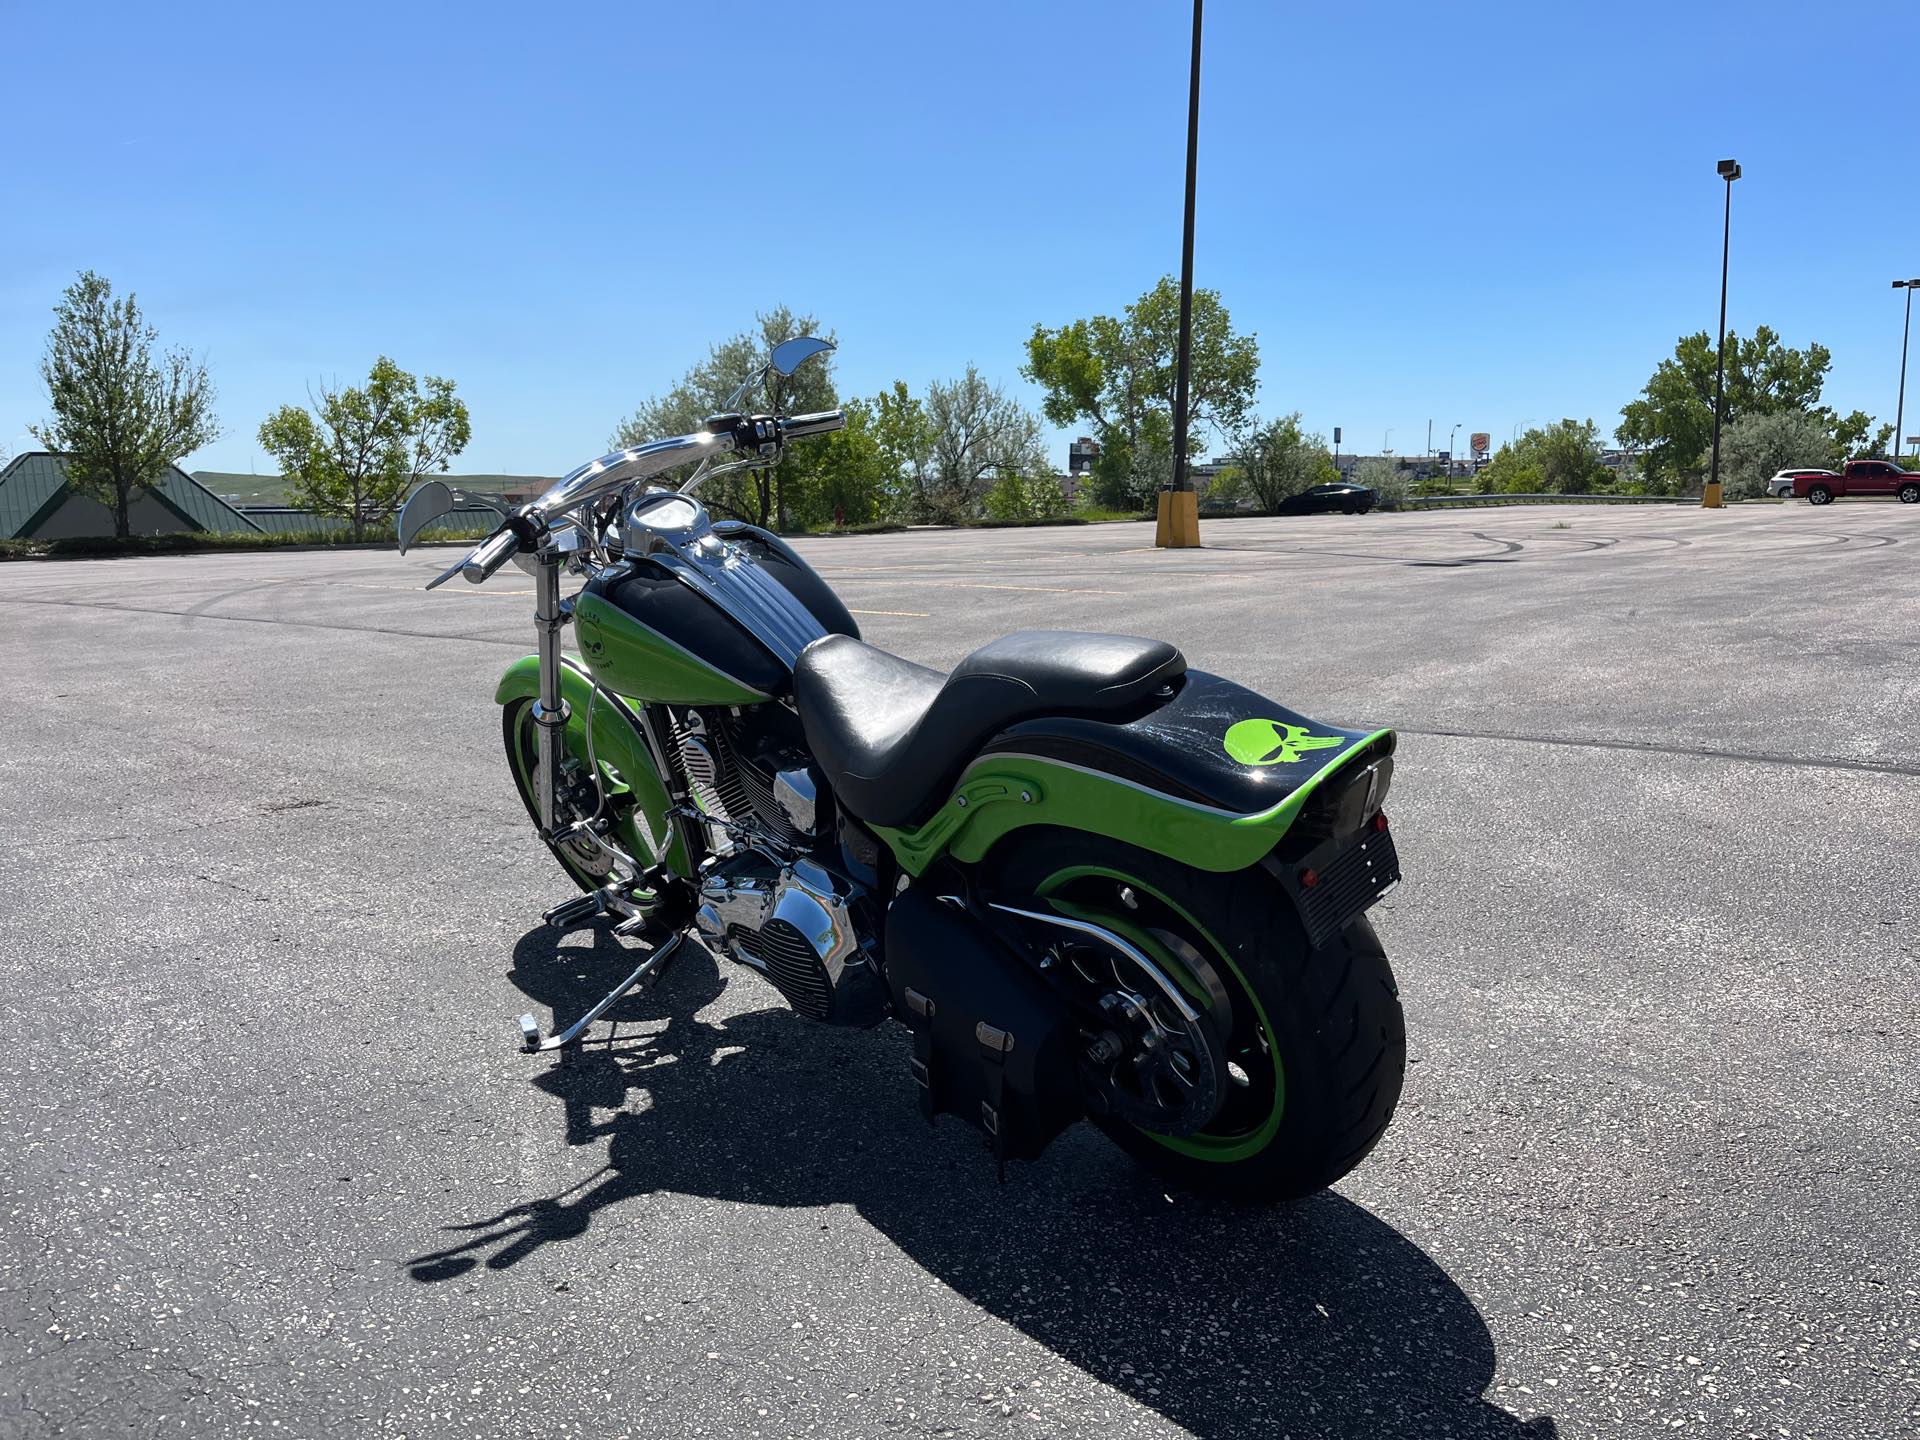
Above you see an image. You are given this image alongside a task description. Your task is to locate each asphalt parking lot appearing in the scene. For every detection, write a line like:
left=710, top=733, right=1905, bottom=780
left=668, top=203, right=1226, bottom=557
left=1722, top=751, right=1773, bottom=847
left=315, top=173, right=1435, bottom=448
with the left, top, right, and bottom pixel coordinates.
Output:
left=2, top=502, right=1916, bottom=1439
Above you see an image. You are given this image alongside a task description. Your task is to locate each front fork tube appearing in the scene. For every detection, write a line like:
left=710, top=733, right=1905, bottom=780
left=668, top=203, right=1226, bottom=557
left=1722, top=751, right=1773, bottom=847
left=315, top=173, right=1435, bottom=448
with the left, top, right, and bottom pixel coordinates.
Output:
left=530, top=551, right=570, bottom=837
left=529, top=553, right=685, bottom=884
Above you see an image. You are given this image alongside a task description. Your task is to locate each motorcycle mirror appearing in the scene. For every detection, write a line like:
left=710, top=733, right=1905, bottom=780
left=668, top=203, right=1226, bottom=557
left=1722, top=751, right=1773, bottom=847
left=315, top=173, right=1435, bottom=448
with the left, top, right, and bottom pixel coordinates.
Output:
left=768, top=336, right=834, bottom=377
left=397, top=480, right=455, bottom=555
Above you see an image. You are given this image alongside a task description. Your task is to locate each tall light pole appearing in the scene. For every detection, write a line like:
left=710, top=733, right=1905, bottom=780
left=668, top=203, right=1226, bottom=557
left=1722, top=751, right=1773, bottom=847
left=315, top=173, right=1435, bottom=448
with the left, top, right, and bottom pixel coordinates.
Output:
left=1158, top=0, right=1205, bottom=549
left=1893, top=279, right=1919, bottom=462
left=1704, top=158, right=1741, bottom=509
left=1449, top=422, right=1461, bottom=478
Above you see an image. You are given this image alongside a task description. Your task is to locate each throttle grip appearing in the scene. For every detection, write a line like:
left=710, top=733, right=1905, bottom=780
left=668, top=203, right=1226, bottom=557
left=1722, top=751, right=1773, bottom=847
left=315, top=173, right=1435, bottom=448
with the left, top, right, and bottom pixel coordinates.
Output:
left=461, top=527, right=521, bottom=584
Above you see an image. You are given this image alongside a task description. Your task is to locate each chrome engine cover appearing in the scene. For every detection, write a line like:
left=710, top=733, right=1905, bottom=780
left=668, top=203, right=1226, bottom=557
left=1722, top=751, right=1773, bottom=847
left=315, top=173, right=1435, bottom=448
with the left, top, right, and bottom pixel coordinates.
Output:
left=695, top=854, right=888, bottom=1027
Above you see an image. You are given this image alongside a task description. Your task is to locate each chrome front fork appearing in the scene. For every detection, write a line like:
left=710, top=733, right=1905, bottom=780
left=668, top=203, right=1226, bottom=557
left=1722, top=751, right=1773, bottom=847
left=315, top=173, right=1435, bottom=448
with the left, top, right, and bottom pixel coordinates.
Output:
left=531, top=550, right=569, bottom=836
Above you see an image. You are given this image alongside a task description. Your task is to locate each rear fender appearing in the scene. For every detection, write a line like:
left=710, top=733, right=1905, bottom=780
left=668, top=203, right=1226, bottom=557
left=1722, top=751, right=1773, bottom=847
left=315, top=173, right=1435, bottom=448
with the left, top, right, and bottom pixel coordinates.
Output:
left=869, top=671, right=1394, bottom=877
left=494, top=655, right=690, bottom=876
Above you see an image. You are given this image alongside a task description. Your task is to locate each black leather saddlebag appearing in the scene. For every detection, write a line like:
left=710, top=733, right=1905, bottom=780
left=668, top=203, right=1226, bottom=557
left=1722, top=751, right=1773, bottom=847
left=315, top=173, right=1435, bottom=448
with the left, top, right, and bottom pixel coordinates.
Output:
left=884, top=887, right=1083, bottom=1170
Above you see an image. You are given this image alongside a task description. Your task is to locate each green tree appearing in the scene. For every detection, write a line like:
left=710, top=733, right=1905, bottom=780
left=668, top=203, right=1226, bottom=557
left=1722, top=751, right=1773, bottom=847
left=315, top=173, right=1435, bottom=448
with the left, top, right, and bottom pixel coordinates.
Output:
left=33, top=271, right=220, bottom=538
left=1479, top=419, right=1610, bottom=494
left=917, top=365, right=1051, bottom=524
left=1200, top=463, right=1248, bottom=509
left=1231, top=413, right=1337, bottom=511
left=257, top=358, right=471, bottom=542
left=984, top=470, right=1069, bottom=521
left=614, top=306, right=835, bottom=528
left=1024, top=276, right=1259, bottom=509
left=1830, top=410, right=1895, bottom=461
left=792, top=397, right=890, bottom=528
left=1616, top=327, right=1883, bottom=487
left=1718, top=409, right=1844, bottom=499
left=869, top=380, right=934, bottom=519
left=1354, top=456, right=1407, bottom=508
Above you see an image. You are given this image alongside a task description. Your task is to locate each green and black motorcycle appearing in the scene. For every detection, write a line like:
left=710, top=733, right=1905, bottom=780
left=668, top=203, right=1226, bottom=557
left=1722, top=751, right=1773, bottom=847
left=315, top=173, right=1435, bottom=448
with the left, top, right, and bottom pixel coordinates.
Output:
left=399, top=338, right=1405, bottom=1201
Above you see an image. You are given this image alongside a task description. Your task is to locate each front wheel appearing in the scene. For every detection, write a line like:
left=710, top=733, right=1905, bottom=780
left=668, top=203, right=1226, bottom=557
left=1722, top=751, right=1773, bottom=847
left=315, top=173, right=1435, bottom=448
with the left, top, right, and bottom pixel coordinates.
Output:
left=987, top=832, right=1406, bottom=1203
left=1899, top=483, right=1919, bottom=504
left=501, top=696, right=618, bottom=893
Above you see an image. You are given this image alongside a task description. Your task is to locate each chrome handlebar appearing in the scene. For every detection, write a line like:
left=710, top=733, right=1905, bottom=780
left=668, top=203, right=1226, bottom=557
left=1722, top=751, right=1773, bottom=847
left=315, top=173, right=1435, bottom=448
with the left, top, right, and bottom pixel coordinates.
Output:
left=445, top=408, right=847, bottom=586
left=775, top=409, right=847, bottom=441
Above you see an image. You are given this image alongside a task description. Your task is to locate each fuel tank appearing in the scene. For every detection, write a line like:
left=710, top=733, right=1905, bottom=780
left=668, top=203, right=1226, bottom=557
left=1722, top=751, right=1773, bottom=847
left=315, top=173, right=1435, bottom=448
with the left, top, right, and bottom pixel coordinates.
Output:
left=574, top=523, right=858, bottom=705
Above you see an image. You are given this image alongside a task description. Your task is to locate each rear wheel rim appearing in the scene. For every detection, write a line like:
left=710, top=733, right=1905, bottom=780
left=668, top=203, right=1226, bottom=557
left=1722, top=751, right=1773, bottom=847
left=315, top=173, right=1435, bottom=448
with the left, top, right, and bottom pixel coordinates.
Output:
left=1034, top=866, right=1286, bottom=1162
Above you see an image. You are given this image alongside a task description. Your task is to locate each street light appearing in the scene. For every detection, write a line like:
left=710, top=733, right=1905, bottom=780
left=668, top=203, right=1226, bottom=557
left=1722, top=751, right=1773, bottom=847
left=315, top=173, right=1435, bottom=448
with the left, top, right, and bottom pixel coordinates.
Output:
left=1448, top=422, right=1461, bottom=477
left=1158, top=0, right=1205, bottom=549
left=1893, top=279, right=1920, bottom=462
left=1704, top=158, right=1741, bottom=509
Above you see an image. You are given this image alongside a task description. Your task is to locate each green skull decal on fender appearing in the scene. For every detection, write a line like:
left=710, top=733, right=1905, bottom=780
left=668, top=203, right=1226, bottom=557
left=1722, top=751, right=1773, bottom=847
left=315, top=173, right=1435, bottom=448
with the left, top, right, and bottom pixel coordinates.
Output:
left=1223, top=717, right=1344, bottom=767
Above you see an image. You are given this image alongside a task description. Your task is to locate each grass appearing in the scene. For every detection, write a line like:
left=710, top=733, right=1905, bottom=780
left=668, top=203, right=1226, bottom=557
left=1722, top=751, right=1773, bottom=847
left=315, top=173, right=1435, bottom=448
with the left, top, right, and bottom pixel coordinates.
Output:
left=190, top=472, right=292, bottom=506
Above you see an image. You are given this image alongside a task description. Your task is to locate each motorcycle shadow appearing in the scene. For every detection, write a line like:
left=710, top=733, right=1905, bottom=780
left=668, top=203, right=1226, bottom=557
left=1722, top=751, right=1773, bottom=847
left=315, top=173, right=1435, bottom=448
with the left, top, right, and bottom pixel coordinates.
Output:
left=408, top=926, right=1554, bottom=1440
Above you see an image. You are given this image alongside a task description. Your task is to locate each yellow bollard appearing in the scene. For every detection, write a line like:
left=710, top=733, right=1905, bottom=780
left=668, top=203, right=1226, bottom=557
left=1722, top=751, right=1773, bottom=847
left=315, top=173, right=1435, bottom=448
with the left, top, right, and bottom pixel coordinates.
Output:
left=1155, top=489, right=1202, bottom=547
left=1701, top=481, right=1725, bottom=509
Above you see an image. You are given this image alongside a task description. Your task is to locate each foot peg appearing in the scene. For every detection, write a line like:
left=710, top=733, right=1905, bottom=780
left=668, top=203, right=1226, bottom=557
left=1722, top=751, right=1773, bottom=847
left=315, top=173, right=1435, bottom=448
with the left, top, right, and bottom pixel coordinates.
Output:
left=542, top=892, right=605, bottom=930
left=543, top=878, right=664, bottom=932
left=519, top=933, right=687, bottom=1053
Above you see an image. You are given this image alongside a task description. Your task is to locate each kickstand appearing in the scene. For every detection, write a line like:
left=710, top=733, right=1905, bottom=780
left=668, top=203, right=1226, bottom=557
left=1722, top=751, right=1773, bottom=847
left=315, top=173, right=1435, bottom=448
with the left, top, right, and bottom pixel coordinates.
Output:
left=519, top=932, right=686, bottom=1053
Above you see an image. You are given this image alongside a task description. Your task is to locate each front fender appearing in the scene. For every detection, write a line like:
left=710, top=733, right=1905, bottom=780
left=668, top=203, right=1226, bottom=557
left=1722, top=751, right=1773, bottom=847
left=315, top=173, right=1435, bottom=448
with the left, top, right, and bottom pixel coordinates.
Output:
left=494, top=655, right=689, bottom=876
left=870, top=671, right=1393, bottom=877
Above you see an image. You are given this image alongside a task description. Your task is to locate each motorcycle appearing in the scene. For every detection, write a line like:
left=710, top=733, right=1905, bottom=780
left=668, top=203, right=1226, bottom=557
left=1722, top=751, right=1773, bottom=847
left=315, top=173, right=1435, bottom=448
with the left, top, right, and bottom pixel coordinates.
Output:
left=398, top=337, right=1405, bottom=1201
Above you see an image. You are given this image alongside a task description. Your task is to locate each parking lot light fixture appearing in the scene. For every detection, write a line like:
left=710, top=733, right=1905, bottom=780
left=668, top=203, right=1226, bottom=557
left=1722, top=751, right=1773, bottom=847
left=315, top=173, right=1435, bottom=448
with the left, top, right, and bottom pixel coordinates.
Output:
left=1705, top=159, right=1741, bottom=510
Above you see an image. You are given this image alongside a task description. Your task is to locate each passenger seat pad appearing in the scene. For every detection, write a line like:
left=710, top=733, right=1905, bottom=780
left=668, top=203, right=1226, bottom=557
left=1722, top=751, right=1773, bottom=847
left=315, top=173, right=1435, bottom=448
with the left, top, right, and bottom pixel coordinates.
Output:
left=792, top=630, right=1185, bottom=829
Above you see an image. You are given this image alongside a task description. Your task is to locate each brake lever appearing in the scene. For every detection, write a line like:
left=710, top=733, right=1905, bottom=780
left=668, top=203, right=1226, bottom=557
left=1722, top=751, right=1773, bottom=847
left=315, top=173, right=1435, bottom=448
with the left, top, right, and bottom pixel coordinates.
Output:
left=424, top=556, right=466, bottom=590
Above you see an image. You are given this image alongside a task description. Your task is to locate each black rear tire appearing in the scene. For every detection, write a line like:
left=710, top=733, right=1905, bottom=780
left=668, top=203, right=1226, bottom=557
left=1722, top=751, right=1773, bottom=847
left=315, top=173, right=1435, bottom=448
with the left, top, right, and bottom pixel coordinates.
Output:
left=985, top=831, right=1406, bottom=1203
left=1808, top=484, right=1834, bottom=505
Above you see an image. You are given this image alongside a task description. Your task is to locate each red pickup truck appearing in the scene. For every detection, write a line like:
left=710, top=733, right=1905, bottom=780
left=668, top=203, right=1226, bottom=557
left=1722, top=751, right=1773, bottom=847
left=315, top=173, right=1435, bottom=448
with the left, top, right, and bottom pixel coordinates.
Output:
left=1794, top=459, right=1920, bottom=504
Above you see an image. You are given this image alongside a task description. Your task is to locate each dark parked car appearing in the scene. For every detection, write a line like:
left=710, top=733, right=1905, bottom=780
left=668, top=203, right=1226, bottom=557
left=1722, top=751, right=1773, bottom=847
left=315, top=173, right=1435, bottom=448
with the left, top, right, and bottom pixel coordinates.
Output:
left=1278, top=482, right=1376, bottom=515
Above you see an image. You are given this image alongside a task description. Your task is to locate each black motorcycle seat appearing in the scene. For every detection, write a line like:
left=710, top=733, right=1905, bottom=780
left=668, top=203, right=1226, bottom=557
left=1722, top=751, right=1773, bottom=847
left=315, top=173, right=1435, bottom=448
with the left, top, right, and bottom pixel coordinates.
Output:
left=792, top=630, right=1186, bottom=829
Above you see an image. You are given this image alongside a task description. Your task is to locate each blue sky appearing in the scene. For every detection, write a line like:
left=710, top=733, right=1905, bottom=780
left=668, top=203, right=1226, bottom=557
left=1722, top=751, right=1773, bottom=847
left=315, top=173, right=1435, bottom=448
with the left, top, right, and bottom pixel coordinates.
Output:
left=4, top=0, right=1917, bottom=476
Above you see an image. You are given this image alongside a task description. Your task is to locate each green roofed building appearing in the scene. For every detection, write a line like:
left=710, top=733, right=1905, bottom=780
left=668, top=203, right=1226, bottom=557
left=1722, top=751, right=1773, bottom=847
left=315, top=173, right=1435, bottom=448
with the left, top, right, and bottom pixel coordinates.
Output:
left=0, top=452, right=263, bottom=540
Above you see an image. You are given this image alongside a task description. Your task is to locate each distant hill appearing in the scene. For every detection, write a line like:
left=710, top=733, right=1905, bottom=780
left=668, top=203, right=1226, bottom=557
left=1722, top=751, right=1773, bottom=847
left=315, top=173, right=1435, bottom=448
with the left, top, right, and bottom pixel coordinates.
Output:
left=192, top=471, right=563, bottom=506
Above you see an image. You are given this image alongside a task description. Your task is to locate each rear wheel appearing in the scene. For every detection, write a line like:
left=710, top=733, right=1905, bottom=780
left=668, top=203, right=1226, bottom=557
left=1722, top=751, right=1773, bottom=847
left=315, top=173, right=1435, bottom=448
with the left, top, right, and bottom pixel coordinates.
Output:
left=987, top=832, right=1405, bottom=1202
left=1899, top=483, right=1919, bottom=504
left=1808, top=484, right=1834, bottom=505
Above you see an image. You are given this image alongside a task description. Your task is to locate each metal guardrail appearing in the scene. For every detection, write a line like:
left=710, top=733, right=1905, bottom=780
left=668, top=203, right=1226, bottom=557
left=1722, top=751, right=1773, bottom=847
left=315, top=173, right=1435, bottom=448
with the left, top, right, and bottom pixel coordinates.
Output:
left=1404, top=492, right=1690, bottom=508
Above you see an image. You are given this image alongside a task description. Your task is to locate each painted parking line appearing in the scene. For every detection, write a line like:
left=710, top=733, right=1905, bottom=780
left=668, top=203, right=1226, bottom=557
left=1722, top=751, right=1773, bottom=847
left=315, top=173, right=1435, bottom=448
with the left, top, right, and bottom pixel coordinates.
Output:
left=847, top=607, right=932, bottom=618
left=836, top=580, right=1128, bottom=597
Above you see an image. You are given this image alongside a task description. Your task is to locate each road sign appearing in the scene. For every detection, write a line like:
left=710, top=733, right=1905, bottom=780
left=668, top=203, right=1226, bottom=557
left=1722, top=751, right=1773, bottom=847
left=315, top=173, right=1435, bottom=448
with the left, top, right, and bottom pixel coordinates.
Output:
left=1333, top=427, right=1342, bottom=445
